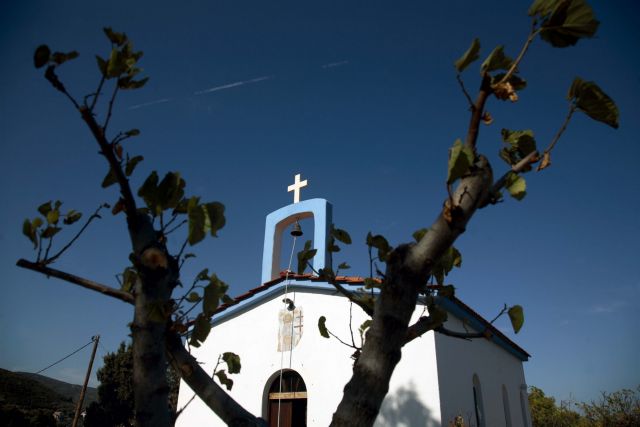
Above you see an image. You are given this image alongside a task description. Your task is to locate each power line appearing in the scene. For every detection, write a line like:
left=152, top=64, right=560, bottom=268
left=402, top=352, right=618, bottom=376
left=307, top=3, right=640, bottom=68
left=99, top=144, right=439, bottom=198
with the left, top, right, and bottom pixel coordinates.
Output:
left=34, top=338, right=96, bottom=375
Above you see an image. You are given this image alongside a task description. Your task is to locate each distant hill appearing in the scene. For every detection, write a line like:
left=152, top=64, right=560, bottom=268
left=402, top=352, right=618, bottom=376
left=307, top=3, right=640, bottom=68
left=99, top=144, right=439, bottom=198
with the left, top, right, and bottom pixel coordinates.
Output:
left=17, top=372, right=97, bottom=407
left=0, top=368, right=97, bottom=412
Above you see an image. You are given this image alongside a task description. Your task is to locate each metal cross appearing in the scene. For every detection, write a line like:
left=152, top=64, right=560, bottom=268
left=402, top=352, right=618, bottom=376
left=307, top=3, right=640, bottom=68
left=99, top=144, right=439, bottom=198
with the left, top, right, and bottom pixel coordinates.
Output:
left=287, top=173, right=308, bottom=204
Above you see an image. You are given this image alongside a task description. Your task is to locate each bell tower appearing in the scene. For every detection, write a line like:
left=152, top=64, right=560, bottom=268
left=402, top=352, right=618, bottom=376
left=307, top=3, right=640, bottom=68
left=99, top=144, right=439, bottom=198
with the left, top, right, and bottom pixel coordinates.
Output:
left=261, top=174, right=332, bottom=283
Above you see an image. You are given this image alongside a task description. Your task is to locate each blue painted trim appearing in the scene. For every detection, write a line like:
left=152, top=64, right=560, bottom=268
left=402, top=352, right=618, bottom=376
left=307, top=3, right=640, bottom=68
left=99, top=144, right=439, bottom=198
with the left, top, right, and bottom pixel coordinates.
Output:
left=212, top=281, right=338, bottom=326
left=261, top=198, right=332, bottom=283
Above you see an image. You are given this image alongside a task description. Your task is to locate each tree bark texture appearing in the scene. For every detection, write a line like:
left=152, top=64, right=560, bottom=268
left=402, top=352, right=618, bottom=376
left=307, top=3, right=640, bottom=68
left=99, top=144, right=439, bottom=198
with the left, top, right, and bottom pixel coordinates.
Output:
left=330, top=161, right=493, bottom=426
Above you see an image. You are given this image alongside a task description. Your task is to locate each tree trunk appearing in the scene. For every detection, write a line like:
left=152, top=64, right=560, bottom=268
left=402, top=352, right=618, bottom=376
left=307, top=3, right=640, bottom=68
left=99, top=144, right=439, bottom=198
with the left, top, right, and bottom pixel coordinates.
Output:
left=331, top=161, right=493, bottom=426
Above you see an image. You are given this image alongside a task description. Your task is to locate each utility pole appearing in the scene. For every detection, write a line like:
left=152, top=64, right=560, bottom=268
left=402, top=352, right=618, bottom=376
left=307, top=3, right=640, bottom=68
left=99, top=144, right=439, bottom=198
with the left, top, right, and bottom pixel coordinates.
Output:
left=72, top=335, right=99, bottom=427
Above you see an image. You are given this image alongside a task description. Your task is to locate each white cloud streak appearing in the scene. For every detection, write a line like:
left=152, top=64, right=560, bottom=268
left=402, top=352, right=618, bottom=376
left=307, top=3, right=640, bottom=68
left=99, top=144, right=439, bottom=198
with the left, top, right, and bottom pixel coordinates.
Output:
left=589, top=300, right=627, bottom=314
left=322, top=60, right=349, bottom=69
left=128, top=98, right=171, bottom=110
left=194, top=75, right=273, bottom=95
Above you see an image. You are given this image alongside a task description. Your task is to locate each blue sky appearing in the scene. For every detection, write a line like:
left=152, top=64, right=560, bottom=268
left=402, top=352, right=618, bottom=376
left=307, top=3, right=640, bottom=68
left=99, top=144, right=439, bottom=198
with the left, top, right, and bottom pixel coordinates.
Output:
left=1, top=0, right=638, bottom=407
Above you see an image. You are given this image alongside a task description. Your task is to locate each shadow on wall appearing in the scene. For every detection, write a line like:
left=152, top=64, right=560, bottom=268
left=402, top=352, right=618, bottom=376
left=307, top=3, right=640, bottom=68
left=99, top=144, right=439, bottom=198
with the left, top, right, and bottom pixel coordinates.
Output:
left=374, top=382, right=438, bottom=427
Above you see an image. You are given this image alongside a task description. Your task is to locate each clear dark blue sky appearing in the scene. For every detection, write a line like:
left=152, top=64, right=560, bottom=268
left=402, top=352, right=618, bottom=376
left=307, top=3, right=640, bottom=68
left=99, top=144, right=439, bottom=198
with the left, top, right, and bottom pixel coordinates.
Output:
left=1, top=0, right=638, bottom=405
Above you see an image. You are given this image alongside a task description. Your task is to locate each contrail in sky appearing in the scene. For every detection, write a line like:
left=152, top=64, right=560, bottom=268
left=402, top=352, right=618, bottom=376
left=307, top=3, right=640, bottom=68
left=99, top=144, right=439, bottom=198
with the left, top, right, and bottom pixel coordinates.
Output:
left=322, top=60, right=349, bottom=69
left=194, top=75, right=273, bottom=95
left=128, top=98, right=171, bottom=110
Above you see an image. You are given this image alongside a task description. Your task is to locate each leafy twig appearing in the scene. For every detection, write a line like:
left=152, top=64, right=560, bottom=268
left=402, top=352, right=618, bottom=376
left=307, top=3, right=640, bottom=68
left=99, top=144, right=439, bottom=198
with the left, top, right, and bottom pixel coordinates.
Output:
left=45, top=204, right=108, bottom=264
left=540, top=104, right=577, bottom=158
left=498, top=20, right=541, bottom=86
left=489, top=304, right=508, bottom=324
left=456, top=74, right=475, bottom=110
left=103, top=83, right=120, bottom=132
left=89, top=75, right=106, bottom=112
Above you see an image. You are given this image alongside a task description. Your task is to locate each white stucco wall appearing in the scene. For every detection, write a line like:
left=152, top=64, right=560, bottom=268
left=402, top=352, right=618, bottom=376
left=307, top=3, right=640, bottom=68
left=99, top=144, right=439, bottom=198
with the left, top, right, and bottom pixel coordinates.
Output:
left=434, top=314, right=531, bottom=427
left=176, top=284, right=443, bottom=426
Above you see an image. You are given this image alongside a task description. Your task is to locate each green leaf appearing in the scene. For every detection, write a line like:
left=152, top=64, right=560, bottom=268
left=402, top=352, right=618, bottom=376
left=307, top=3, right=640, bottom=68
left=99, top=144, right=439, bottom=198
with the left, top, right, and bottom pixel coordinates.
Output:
left=103, top=27, right=127, bottom=46
left=125, top=155, right=144, bottom=177
left=528, top=0, right=557, bottom=16
left=63, top=210, right=82, bottom=225
left=412, top=228, right=429, bottom=243
left=366, top=232, right=391, bottom=262
left=96, top=55, right=108, bottom=76
left=454, top=38, right=481, bottom=73
left=119, top=76, right=149, bottom=90
left=331, top=226, right=352, bottom=244
left=187, top=197, right=206, bottom=246
left=358, top=319, right=372, bottom=339
left=157, top=172, right=185, bottom=212
left=41, top=226, right=61, bottom=238
left=508, top=305, right=524, bottom=334
left=480, top=46, right=513, bottom=74
left=189, top=314, right=211, bottom=347
left=318, top=316, right=330, bottom=338
left=337, top=262, right=350, bottom=270
left=533, top=0, right=599, bottom=48
left=102, top=167, right=118, bottom=188
left=46, top=207, right=60, bottom=225
left=106, top=48, right=128, bottom=78
left=203, top=202, right=226, bottom=237
left=222, top=352, right=241, bottom=374
left=186, top=292, right=201, bottom=303
left=138, top=171, right=159, bottom=212
left=296, top=240, right=317, bottom=274
left=195, top=268, right=210, bottom=282
left=214, top=370, right=233, bottom=391
left=22, top=218, right=39, bottom=248
left=447, top=139, right=474, bottom=184
left=499, top=129, right=537, bottom=168
left=203, top=274, right=229, bottom=316
left=37, top=201, right=52, bottom=217
left=432, top=246, right=462, bottom=285
left=121, top=268, right=138, bottom=293
left=34, top=45, right=51, bottom=69
left=568, top=77, right=619, bottom=129
left=125, top=129, right=141, bottom=137
left=51, top=51, right=79, bottom=65
left=505, top=173, right=527, bottom=200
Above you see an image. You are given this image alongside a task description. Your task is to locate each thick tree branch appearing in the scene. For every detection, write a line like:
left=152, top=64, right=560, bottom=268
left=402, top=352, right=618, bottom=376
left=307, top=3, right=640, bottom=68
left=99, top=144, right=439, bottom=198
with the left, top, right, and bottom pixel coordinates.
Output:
left=166, top=333, right=267, bottom=427
left=330, top=280, right=374, bottom=317
left=464, top=74, right=493, bottom=151
left=16, top=259, right=134, bottom=304
left=332, top=77, right=495, bottom=425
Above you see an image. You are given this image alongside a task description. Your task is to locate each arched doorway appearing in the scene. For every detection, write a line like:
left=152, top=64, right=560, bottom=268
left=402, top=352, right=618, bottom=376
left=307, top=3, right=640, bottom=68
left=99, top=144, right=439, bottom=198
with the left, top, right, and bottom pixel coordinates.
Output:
left=267, top=370, right=307, bottom=427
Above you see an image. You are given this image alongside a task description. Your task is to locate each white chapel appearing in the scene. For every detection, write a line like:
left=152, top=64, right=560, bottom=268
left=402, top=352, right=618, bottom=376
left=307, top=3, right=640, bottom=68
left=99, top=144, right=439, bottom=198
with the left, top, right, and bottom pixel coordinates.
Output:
left=177, top=175, right=533, bottom=427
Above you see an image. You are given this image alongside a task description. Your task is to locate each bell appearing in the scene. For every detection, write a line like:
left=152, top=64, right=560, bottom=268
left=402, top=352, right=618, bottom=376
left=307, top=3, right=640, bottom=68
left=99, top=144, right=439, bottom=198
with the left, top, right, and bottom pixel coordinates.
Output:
left=290, top=221, right=303, bottom=237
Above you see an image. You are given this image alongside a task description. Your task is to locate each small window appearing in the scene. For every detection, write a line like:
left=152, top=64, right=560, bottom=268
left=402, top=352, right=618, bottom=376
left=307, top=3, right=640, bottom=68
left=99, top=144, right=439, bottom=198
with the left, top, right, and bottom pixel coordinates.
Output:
left=502, top=385, right=512, bottom=427
left=472, top=374, right=485, bottom=427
